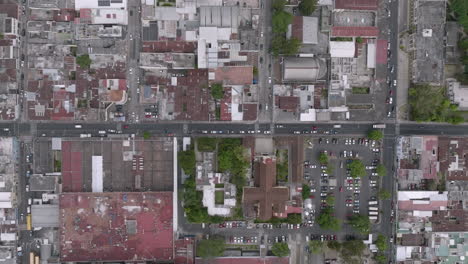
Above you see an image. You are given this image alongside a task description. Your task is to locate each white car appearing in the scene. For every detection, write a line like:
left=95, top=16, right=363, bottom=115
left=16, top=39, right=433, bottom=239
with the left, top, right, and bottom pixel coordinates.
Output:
left=239, top=131, right=245, bottom=134
left=310, top=165, right=317, bottom=168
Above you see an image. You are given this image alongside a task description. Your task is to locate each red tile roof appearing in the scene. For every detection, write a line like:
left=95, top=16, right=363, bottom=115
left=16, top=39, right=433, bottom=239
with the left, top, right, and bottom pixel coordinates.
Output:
left=0, top=3, right=18, bottom=19
left=243, top=103, right=258, bottom=121
left=335, top=0, right=378, bottom=10
left=376, top=39, right=388, bottom=65
left=278, top=96, right=299, bottom=111
left=213, top=66, right=253, bottom=85
left=142, top=41, right=197, bottom=53
left=398, top=200, right=448, bottom=211
left=60, top=192, right=173, bottom=262
left=332, top=26, right=379, bottom=37
left=243, top=158, right=289, bottom=221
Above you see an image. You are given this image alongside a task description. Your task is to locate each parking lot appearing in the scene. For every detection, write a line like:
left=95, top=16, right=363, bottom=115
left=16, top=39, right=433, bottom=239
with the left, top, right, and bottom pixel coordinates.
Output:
left=304, top=136, right=383, bottom=224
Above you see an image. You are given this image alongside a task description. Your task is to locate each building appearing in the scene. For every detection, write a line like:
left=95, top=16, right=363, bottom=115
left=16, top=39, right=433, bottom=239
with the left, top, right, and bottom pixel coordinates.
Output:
left=329, top=41, right=355, bottom=58
left=290, top=16, right=318, bottom=44
left=334, top=0, right=378, bottom=11
left=59, top=192, right=173, bottom=262
left=409, top=0, right=446, bottom=84
left=31, top=204, right=59, bottom=228
left=243, top=157, right=289, bottom=221
left=398, top=191, right=448, bottom=211
left=447, top=79, right=468, bottom=110
left=282, top=57, right=327, bottom=83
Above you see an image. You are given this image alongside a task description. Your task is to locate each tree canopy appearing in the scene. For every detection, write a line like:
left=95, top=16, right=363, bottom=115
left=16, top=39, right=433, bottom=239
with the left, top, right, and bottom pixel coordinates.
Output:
left=76, top=54, right=92, bottom=68
left=218, top=139, right=249, bottom=187
left=318, top=152, right=328, bottom=165
left=327, top=241, right=341, bottom=251
left=179, top=148, right=196, bottom=176
left=143, top=131, right=151, bottom=140
left=272, top=0, right=286, bottom=11
left=272, top=10, right=292, bottom=34
left=317, top=207, right=341, bottom=231
left=376, top=164, right=387, bottom=177
left=367, top=130, right=383, bottom=140
left=197, top=238, right=226, bottom=258
left=211, top=83, right=224, bottom=100
left=377, top=189, right=391, bottom=200
left=197, top=137, right=218, bottom=152
left=308, top=240, right=323, bottom=254
left=326, top=195, right=335, bottom=206
left=375, top=235, right=387, bottom=251
left=271, top=242, right=290, bottom=257
left=298, top=0, right=317, bottom=16
left=408, top=84, right=463, bottom=124
left=348, top=214, right=371, bottom=234
left=302, top=184, right=311, bottom=200
left=348, top=160, right=366, bottom=178
left=374, top=253, right=387, bottom=264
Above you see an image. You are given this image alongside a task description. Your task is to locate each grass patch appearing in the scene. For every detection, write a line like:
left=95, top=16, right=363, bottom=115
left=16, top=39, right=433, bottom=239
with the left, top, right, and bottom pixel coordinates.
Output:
left=409, top=84, right=463, bottom=124
left=197, top=137, right=218, bottom=152
left=215, top=191, right=224, bottom=204
left=352, top=87, right=370, bottom=94
left=276, top=149, right=288, bottom=182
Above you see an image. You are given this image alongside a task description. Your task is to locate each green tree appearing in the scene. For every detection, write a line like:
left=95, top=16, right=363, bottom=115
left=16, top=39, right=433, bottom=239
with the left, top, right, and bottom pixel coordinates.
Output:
left=143, top=131, right=151, bottom=140
left=302, top=184, right=311, bottom=200
left=197, top=238, right=226, bottom=258
left=367, top=130, right=383, bottom=140
left=341, top=239, right=366, bottom=257
left=271, top=242, right=290, bottom=257
left=459, top=38, right=468, bottom=50
left=272, top=10, right=292, bottom=33
left=272, top=0, right=286, bottom=11
left=0, top=33, right=4, bottom=39
left=318, top=152, right=328, bottom=165
left=326, top=195, right=335, bottom=206
left=356, top=36, right=363, bottom=43
left=376, top=164, right=387, bottom=177
left=348, top=160, right=366, bottom=178
left=375, top=235, right=387, bottom=251
left=286, top=213, right=302, bottom=224
left=317, top=207, right=341, bottom=231
left=179, top=148, right=196, bottom=176
left=76, top=54, right=92, bottom=68
left=377, top=189, right=391, bottom=200
left=374, top=253, right=387, bottom=264
left=327, top=240, right=341, bottom=251
left=325, top=164, right=334, bottom=175
left=298, top=0, right=317, bottom=16
left=308, top=240, right=323, bottom=254
left=271, top=35, right=301, bottom=56
left=211, top=83, right=224, bottom=100
left=197, top=137, right=218, bottom=152
left=348, top=214, right=371, bottom=234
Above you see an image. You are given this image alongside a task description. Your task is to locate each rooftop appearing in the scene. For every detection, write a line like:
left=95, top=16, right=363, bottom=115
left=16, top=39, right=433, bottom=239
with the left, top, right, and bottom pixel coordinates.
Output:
left=334, top=0, right=378, bottom=10
left=59, top=192, right=173, bottom=262
left=411, top=0, right=446, bottom=84
left=243, top=157, right=289, bottom=221
left=282, top=57, right=327, bottom=82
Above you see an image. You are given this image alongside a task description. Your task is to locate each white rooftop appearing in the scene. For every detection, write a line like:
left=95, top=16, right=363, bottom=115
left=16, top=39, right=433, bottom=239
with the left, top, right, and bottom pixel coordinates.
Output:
left=75, top=0, right=127, bottom=10
left=329, top=41, right=355, bottom=58
left=398, top=191, right=448, bottom=201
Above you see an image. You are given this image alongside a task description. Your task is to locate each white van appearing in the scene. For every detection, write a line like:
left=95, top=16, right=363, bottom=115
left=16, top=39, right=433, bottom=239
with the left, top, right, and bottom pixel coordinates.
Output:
left=74, top=124, right=82, bottom=128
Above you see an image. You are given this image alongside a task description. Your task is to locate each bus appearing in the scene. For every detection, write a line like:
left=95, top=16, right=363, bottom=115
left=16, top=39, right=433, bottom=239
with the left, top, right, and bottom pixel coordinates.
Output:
left=34, top=256, right=39, bottom=264
left=26, top=214, right=32, bottom=231
left=29, top=252, right=34, bottom=264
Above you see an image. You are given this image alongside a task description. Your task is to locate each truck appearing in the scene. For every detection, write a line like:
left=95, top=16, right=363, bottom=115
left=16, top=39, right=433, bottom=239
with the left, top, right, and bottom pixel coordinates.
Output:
left=80, top=134, right=91, bottom=138
left=369, top=211, right=379, bottom=216
left=369, top=206, right=379, bottom=211
left=368, top=201, right=378, bottom=205
left=373, top=124, right=386, bottom=129
left=333, top=124, right=342, bottom=128
left=369, top=216, right=378, bottom=220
